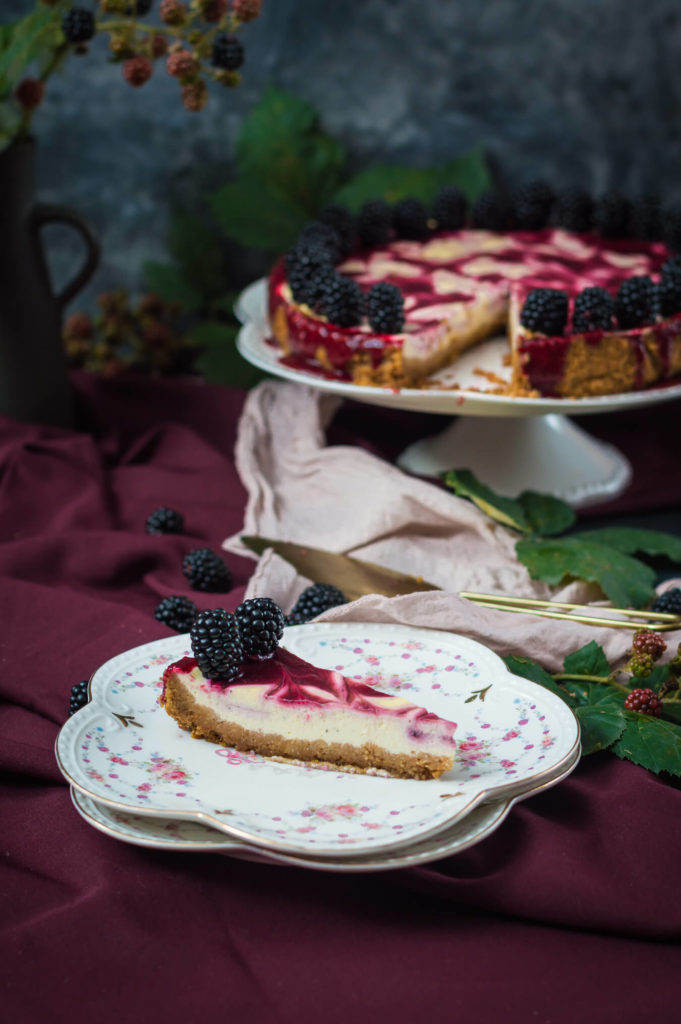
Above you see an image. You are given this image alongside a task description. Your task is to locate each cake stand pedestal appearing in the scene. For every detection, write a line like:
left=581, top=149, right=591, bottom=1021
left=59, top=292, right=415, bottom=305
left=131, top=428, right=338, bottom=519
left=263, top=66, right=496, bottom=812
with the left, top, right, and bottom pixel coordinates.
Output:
left=396, top=413, right=632, bottom=508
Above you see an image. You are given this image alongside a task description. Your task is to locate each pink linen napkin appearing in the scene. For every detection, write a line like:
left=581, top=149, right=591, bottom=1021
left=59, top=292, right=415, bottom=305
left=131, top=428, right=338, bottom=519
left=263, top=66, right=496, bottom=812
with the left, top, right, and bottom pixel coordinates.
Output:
left=223, top=380, right=679, bottom=672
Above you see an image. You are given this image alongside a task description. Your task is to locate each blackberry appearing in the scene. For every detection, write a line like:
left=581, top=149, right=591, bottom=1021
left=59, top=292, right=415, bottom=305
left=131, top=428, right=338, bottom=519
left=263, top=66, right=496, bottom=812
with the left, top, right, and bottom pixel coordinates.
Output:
left=391, top=198, right=430, bottom=241
left=366, top=282, right=405, bottom=333
left=633, top=193, right=661, bottom=241
left=594, top=191, right=632, bottom=238
left=62, top=8, right=95, bottom=44
left=235, top=597, right=285, bottom=659
left=631, top=629, right=667, bottom=662
left=625, top=652, right=654, bottom=679
left=357, top=200, right=392, bottom=248
left=182, top=548, right=233, bottom=592
left=318, top=205, right=356, bottom=257
left=656, top=270, right=681, bottom=318
left=287, top=582, right=346, bottom=624
left=663, top=206, right=681, bottom=253
left=432, top=186, right=467, bottom=230
left=146, top=505, right=185, bottom=535
left=285, top=242, right=335, bottom=306
left=519, top=288, right=569, bottom=336
left=155, top=595, right=198, bottom=632
left=615, top=275, right=654, bottom=329
left=297, top=220, right=342, bottom=263
left=190, top=608, right=244, bottom=682
left=69, top=679, right=89, bottom=716
left=572, top=287, right=615, bottom=333
left=319, top=273, right=364, bottom=327
left=471, top=189, right=513, bottom=231
left=554, top=187, right=593, bottom=234
left=651, top=587, right=681, bottom=616
left=212, top=34, right=244, bottom=70
left=624, top=687, right=662, bottom=717
left=512, top=180, right=554, bottom=231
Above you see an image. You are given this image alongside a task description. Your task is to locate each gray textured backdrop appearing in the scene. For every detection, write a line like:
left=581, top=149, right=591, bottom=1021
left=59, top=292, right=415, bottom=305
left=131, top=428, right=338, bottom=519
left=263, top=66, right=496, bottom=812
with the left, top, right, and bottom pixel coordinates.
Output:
left=6, top=0, right=681, bottom=310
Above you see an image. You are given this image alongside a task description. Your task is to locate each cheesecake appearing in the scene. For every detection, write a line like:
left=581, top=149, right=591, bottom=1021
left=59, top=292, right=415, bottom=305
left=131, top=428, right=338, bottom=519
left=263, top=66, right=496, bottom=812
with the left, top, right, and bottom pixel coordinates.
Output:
left=268, top=224, right=681, bottom=397
left=160, top=645, right=457, bottom=780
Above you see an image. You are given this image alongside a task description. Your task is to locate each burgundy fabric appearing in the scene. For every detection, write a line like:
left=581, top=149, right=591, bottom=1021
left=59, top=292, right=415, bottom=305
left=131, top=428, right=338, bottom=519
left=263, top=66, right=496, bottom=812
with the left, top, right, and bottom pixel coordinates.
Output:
left=3, top=372, right=681, bottom=1024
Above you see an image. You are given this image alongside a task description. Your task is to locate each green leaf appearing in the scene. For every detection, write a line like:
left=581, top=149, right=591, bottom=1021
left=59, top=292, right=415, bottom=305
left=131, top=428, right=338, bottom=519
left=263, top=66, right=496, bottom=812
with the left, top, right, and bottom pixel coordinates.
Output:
left=168, top=211, right=225, bottom=300
left=612, top=714, right=681, bottom=776
left=570, top=527, right=681, bottom=565
left=504, top=655, right=575, bottom=704
left=517, top=490, right=576, bottom=537
left=191, top=320, right=265, bottom=389
left=0, top=8, right=61, bottom=96
left=235, top=85, right=345, bottom=214
left=142, top=261, right=201, bottom=312
left=575, top=703, right=626, bottom=754
left=563, top=640, right=611, bottom=680
left=442, top=469, right=530, bottom=532
left=209, top=178, right=309, bottom=252
left=333, top=150, right=492, bottom=211
left=515, top=536, right=657, bottom=609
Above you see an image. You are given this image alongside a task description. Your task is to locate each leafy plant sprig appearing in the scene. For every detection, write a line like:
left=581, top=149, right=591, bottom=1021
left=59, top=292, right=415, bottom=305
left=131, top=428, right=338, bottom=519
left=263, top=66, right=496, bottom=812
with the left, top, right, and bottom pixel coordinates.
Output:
left=507, top=637, right=681, bottom=778
left=442, top=468, right=681, bottom=608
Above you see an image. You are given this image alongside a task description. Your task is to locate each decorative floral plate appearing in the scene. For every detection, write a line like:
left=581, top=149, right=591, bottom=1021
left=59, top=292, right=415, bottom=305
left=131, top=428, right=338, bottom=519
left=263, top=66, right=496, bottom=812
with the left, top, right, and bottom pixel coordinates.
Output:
left=71, top=788, right=516, bottom=873
left=56, top=623, right=580, bottom=858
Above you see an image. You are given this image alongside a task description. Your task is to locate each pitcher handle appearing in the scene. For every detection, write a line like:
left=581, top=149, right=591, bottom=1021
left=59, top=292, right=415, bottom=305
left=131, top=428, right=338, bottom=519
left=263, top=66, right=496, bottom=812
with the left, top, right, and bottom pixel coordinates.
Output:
left=30, top=202, right=100, bottom=309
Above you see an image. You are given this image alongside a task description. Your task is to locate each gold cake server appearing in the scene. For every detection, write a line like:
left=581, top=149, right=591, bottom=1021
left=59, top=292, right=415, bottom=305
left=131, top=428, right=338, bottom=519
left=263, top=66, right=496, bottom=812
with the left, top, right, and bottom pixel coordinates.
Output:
left=240, top=536, right=440, bottom=601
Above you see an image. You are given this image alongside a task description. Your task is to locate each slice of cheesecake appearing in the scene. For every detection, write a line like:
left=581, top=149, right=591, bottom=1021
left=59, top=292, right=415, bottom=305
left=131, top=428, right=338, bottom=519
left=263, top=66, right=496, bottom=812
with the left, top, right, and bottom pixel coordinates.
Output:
left=160, top=646, right=457, bottom=780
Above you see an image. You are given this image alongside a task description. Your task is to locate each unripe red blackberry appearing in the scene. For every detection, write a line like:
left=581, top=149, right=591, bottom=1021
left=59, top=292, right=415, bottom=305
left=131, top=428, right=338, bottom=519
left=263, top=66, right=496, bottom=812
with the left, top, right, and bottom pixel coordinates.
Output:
left=14, top=78, right=45, bottom=110
left=182, top=80, right=208, bottom=111
left=624, top=687, right=662, bottom=717
left=232, top=0, right=261, bottom=20
left=150, top=33, right=169, bottom=58
left=64, top=312, right=94, bottom=340
left=160, top=0, right=188, bottom=25
left=631, top=629, right=667, bottom=662
left=123, top=56, right=153, bottom=86
left=166, top=50, right=198, bottom=79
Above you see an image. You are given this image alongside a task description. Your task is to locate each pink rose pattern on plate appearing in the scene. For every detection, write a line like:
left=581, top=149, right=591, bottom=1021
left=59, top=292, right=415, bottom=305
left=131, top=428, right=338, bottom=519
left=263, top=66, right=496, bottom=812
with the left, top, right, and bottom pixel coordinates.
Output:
left=59, top=626, right=579, bottom=855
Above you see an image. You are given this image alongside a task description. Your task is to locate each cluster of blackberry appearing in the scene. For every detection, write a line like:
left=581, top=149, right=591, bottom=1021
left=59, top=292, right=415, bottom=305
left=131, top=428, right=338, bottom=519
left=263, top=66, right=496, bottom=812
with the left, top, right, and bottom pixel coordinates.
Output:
left=520, top=257, right=681, bottom=337
left=190, top=598, right=285, bottom=681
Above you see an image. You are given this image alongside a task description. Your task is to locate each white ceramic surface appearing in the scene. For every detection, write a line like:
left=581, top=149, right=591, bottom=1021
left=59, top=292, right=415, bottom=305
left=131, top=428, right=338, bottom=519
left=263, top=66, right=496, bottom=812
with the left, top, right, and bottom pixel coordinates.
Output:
left=56, top=623, right=580, bottom=859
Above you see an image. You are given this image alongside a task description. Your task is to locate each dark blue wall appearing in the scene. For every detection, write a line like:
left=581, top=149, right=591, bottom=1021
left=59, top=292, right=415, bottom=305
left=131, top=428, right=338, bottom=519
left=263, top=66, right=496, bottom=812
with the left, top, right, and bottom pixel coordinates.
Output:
left=7, top=0, right=681, bottom=310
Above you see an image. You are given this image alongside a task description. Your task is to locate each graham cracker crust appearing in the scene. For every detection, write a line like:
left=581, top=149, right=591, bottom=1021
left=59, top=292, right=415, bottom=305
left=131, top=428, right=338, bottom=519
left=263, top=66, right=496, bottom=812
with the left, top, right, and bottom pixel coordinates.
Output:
left=161, top=674, right=452, bottom=780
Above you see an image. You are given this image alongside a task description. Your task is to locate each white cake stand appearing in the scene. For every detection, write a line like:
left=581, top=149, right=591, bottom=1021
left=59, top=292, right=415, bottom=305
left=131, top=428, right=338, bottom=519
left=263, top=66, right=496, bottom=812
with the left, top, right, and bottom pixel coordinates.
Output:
left=234, top=279, right=681, bottom=508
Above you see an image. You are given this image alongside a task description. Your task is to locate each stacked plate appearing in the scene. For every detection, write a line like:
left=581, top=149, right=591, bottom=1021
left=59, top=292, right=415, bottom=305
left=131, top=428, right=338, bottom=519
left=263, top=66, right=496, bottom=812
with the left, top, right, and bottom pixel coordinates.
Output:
left=56, top=622, right=580, bottom=873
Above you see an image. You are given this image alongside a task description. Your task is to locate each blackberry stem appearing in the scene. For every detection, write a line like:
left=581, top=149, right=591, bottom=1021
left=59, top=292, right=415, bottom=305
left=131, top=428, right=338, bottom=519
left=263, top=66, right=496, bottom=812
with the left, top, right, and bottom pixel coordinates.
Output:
left=552, top=671, right=630, bottom=693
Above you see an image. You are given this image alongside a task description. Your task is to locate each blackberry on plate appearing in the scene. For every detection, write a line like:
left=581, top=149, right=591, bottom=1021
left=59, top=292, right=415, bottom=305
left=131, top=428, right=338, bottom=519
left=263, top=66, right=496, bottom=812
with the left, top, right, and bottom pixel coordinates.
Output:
left=297, top=221, right=342, bottom=263
left=624, top=687, right=662, bottom=717
left=69, top=679, right=89, bottom=716
left=287, top=582, right=347, bottom=625
left=391, top=198, right=430, bottom=241
left=519, top=288, right=569, bottom=336
left=572, top=286, right=615, bottom=333
left=318, top=205, right=356, bottom=257
left=235, top=597, right=285, bottom=659
left=357, top=200, right=391, bottom=248
left=471, top=189, right=513, bottom=231
left=615, top=275, right=654, bottom=329
left=191, top=608, right=244, bottom=682
left=594, top=191, right=632, bottom=238
left=155, top=595, right=198, bottom=632
left=554, top=187, right=593, bottom=234
left=319, top=273, right=364, bottom=327
left=651, top=587, right=681, bottom=615
left=146, top=505, right=184, bottom=535
left=212, top=34, right=244, bottom=70
left=432, top=186, right=467, bottom=230
left=62, top=8, right=95, bottom=44
left=285, top=241, right=335, bottom=306
left=183, top=547, right=233, bottom=592
left=512, top=180, right=554, bottom=231
left=366, top=282, right=405, bottom=333
left=656, top=271, right=681, bottom=318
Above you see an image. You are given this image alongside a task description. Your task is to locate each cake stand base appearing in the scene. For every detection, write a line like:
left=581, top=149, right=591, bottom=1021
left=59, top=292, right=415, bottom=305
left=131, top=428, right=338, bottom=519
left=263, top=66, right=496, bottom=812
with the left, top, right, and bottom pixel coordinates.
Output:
left=396, top=414, right=632, bottom=508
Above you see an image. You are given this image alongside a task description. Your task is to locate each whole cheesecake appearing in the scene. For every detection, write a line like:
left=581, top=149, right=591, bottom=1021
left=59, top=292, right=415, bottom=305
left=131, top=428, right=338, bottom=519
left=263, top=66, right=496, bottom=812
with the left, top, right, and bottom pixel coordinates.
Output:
left=268, top=194, right=681, bottom=398
left=160, top=645, right=457, bottom=780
